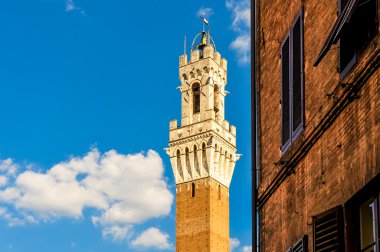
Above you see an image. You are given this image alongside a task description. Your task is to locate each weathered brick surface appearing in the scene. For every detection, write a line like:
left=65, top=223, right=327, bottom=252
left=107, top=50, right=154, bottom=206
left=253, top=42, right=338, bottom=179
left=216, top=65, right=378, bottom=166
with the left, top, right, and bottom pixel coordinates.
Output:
left=176, top=178, right=229, bottom=252
left=257, top=0, right=379, bottom=251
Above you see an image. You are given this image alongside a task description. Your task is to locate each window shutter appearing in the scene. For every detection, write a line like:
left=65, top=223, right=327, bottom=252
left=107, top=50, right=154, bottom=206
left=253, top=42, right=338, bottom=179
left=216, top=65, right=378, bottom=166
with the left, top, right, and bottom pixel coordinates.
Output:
left=313, top=206, right=344, bottom=252
left=281, top=36, right=291, bottom=149
left=291, top=16, right=304, bottom=137
left=292, top=235, right=307, bottom=252
left=286, top=235, right=308, bottom=252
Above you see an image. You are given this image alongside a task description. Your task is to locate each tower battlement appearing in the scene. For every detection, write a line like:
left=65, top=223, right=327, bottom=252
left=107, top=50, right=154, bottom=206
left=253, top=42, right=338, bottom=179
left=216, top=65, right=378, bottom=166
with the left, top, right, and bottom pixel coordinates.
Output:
left=179, top=46, right=227, bottom=72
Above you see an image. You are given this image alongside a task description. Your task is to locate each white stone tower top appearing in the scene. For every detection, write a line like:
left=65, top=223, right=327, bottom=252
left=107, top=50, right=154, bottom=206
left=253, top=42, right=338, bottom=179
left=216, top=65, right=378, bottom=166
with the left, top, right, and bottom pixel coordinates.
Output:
left=166, top=30, right=240, bottom=188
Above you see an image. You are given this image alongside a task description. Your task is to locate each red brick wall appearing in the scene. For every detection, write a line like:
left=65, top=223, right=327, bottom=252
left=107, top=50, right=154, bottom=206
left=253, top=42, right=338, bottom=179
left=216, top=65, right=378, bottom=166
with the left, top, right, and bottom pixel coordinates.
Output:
left=257, top=0, right=379, bottom=250
left=176, top=178, right=229, bottom=252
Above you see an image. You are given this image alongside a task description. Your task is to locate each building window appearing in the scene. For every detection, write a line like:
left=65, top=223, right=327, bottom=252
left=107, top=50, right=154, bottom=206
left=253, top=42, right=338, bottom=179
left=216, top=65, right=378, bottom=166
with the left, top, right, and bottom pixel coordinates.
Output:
left=218, top=185, right=221, bottom=200
left=281, top=9, right=304, bottom=153
left=359, top=197, right=379, bottom=251
left=193, top=83, right=200, bottom=114
left=313, top=206, right=345, bottom=252
left=286, top=235, right=308, bottom=252
left=339, top=0, right=378, bottom=77
left=343, top=174, right=380, bottom=251
left=314, top=0, right=378, bottom=77
left=191, top=183, right=195, bottom=198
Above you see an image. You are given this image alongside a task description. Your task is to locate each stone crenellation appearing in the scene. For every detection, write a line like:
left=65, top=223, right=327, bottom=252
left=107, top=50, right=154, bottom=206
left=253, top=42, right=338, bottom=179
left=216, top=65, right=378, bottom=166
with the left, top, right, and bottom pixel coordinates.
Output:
left=167, top=44, right=239, bottom=188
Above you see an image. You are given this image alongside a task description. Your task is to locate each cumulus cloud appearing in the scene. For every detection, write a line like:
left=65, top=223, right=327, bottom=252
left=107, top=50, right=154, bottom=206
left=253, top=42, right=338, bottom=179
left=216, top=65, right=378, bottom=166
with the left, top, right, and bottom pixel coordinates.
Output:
left=242, top=245, right=253, bottom=252
left=0, top=176, right=8, bottom=187
left=0, top=158, right=18, bottom=176
left=230, top=237, right=240, bottom=251
left=226, top=0, right=251, bottom=64
left=230, top=34, right=250, bottom=63
left=226, top=0, right=250, bottom=31
left=131, top=227, right=173, bottom=250
left=102, top=224, right=132, bottom=242
left=0, top=149, right=173, bottom=243
left=197, top=7, right=214, bottom=19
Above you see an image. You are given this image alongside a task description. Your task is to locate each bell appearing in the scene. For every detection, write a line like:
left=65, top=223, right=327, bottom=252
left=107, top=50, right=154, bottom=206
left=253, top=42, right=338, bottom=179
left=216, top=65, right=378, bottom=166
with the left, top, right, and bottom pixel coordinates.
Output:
left=198, top=32, right=207, bottom=50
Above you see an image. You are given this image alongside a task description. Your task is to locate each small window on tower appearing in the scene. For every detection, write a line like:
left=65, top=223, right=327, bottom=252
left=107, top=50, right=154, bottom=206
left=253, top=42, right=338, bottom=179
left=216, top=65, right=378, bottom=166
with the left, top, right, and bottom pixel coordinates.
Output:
left=191, top=183, right=195, bottom=198
left=218, top=185, right=221, bottom=200
left=193, top=83, right=200, bottom=114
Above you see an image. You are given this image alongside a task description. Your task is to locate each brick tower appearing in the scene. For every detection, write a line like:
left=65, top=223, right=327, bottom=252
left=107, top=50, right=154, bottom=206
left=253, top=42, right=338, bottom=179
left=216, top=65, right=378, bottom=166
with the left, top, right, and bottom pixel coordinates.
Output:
left=165, top=28, right=240, bottom=252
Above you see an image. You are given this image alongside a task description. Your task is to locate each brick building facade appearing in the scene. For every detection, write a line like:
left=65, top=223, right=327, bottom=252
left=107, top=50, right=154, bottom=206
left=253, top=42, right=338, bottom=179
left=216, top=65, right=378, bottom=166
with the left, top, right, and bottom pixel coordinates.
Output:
left=254, top=0, right=379, bottom=251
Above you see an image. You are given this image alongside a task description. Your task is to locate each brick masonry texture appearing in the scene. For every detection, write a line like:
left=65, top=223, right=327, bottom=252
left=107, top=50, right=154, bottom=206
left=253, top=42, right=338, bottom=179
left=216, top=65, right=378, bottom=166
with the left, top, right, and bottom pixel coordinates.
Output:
left=176, top=178, right=229, bottom=252
left=256, top=0, right=379, bottom=251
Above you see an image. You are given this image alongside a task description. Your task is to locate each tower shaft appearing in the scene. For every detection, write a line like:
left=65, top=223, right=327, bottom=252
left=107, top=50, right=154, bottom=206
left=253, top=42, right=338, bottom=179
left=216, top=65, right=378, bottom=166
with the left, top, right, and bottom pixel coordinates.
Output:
left=176, top=178, right=229, bottom=252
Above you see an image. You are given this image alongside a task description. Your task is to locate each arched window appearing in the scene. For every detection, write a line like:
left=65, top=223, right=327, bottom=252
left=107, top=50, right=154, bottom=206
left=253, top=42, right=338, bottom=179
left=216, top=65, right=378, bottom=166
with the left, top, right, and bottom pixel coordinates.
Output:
left=214, top=85, right=219, bottom=113
left=192, top=183, right=195, bottom=197
left=193, top=83, right=200, bottom=114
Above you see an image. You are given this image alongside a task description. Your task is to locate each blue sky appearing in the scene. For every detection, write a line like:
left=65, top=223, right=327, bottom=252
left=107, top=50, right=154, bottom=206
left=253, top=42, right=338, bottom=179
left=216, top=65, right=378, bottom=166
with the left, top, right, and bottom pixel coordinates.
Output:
left=0, top=0, right=251, bottom=251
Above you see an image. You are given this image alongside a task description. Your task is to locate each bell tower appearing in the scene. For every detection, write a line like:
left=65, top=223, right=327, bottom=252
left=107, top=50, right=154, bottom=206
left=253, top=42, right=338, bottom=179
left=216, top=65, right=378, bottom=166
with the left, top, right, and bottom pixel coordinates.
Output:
left=166, top=27, right=240, bottom=252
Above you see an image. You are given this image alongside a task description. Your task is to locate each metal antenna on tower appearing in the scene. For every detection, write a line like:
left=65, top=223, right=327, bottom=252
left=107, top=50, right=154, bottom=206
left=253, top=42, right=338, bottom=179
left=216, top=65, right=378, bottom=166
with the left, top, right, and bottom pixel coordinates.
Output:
left=200, top=14, right=209, bottom=32
left=200, top=14, right=210, bottom=45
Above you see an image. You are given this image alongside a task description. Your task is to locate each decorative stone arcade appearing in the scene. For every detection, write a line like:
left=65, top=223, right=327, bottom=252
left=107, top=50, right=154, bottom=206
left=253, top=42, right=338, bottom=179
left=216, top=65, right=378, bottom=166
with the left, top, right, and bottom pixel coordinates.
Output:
left=165, top=28, right=240, bottom=252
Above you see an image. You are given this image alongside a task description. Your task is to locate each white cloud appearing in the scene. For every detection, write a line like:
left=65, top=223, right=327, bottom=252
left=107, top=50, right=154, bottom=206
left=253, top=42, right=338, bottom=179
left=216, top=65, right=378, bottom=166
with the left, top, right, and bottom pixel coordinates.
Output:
left=0, top=148, right=173, bottom=243
left=230, top=237, right=240, bottom=251
left=230, top=34, right=251, bottom=64
left=197, top=7, right=214, bottom=19
left=226, top=0, right=250, bottom=31
left=242, top=245, right=253, bottom=252
left=131, top=227, right=173, bottom=250
left=226, top=0, right=251, bottom=64
left=0, top=158, right=18, bottom=176
left=0, top=176, right=8, bottom=187
left=102, top=224, right=132, bottom=242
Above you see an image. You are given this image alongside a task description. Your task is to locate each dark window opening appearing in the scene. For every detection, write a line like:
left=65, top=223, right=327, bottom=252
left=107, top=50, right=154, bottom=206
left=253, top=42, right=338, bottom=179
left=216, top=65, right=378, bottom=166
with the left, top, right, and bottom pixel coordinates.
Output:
left=317, top=175, right=380, bottom=251
left=344, top=174, right=380, bottom=252
left=191, top=183, right=195, bottom=198
left=359, top=198, right=378, bottom=251
left=218, top=185, right=221, bottom=200
left=193, top=83, right=200, bottom=114
left=281, top=10, right=304, bottom=153
left=339, top=0, right=378, bottom=77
